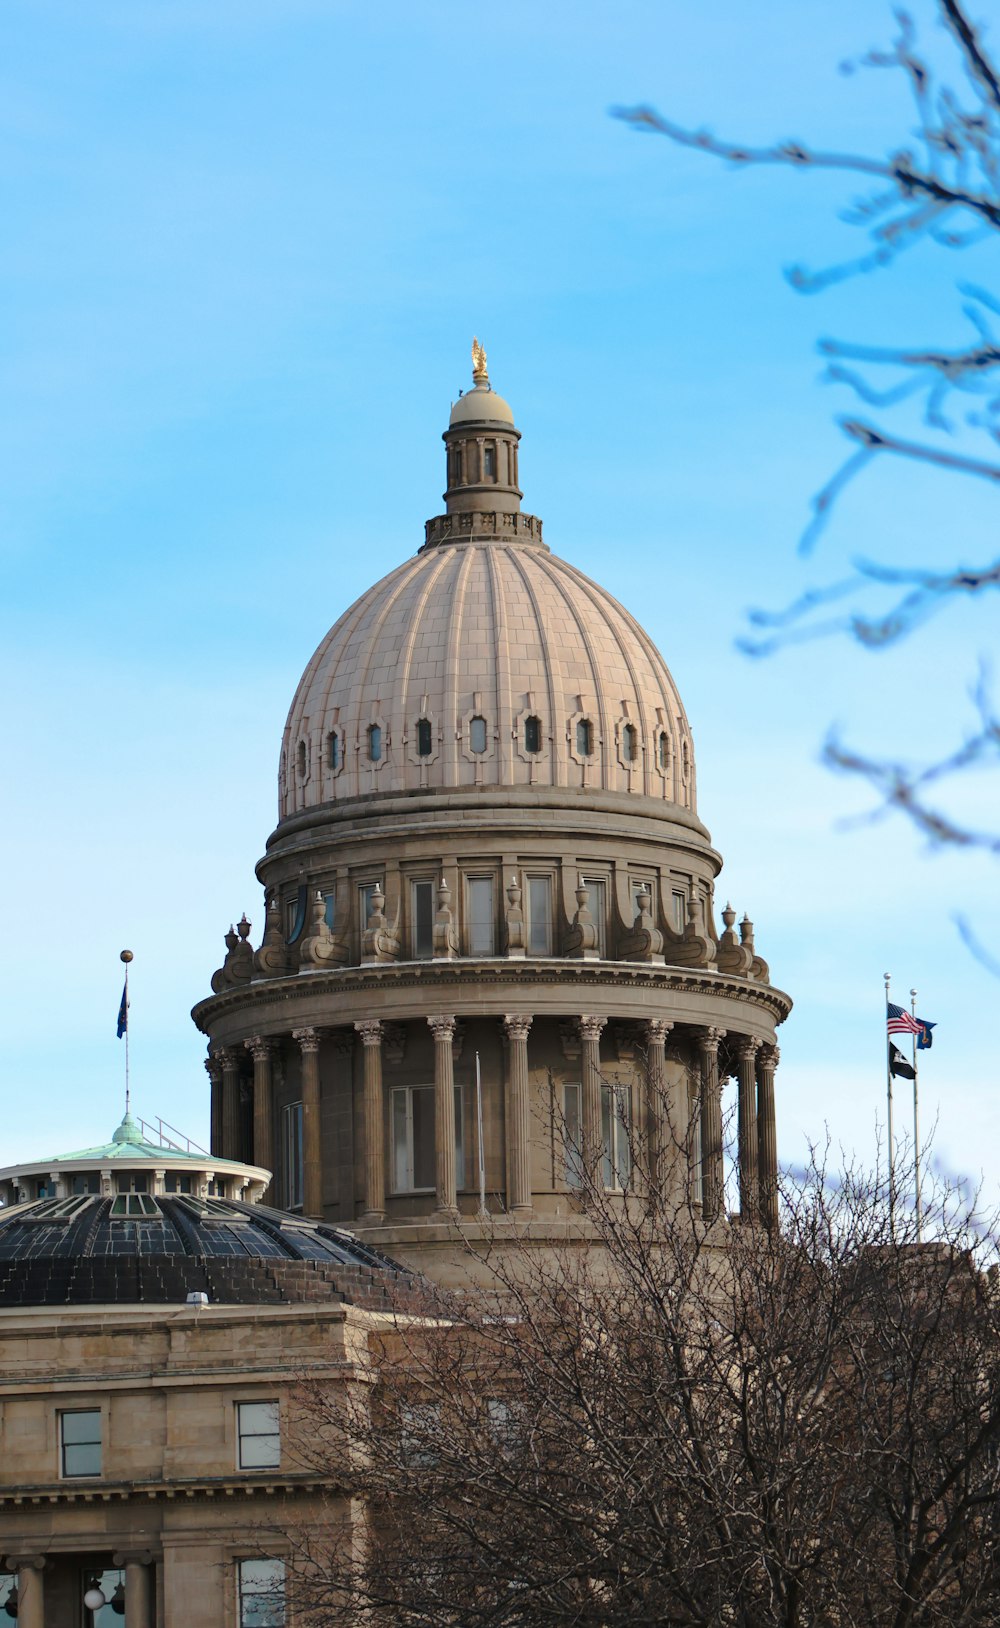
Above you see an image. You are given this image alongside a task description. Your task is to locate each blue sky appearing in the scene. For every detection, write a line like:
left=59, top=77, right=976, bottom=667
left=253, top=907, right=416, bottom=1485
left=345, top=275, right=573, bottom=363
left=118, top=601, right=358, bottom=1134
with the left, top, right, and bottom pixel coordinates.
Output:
left=2, top=0, right=998, bottom=1201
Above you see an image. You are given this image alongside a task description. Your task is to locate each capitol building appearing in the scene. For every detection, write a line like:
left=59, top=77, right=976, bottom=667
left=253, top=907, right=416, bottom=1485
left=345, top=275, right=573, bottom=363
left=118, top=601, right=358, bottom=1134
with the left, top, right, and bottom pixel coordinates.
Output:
left=195, top=344, right=791, bottom=1275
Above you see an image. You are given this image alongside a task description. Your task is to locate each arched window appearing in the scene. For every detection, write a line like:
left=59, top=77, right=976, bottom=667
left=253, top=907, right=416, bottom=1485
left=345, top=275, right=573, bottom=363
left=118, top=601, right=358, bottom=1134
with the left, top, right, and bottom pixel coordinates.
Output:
left=658, top=731, right=669, bottom=771
left=327, top=731, right=340, bottom=771
left=524, top=715, right=542, bottom=754
left=368, top=724, right=383, bottom=763
left=622, top=724, right=638, bottom=763
left=576, top=718, right=593, bottom=757
left=469, top=715, right=488, bottom=754
left=416, top=718, right=433, bottom=757
left=296, top=740, right=307, bottom=779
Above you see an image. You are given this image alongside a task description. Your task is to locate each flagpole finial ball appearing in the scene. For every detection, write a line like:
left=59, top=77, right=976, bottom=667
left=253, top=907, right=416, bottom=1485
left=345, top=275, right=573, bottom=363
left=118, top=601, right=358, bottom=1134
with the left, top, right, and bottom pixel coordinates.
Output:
left=120, top=950, right=134, bottom=964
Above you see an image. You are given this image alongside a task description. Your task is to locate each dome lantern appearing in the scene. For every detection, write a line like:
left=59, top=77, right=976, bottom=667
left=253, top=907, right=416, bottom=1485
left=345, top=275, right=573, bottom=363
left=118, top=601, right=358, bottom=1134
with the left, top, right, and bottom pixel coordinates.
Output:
left=439, top=337, right=524, bottom=522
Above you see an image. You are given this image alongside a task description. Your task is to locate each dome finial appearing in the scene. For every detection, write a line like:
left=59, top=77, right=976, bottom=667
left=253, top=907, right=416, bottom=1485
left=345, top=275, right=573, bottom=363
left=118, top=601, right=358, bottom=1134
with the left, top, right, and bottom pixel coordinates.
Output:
left=471, top=335, right=489, bottom=386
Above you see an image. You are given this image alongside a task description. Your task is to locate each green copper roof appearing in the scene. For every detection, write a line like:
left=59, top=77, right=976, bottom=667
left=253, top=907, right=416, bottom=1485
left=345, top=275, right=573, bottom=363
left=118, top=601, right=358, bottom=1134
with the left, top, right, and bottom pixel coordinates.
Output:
left=48, top=1113, right=228, bottom=1165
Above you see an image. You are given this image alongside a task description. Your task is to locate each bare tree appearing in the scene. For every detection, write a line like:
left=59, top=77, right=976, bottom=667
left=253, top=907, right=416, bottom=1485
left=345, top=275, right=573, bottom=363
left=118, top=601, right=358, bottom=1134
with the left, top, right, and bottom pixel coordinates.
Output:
left=282, top=1108, right=1000, bottom=1627
left=615, top=1, right=1000, bottom=876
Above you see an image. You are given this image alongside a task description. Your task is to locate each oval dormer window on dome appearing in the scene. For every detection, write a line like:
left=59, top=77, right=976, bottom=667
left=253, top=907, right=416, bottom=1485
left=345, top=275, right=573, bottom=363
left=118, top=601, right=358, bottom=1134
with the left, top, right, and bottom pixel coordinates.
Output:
left=623, top=724, right=638, bottom=763
left=368, top=724, right=383, bottom=763
left=658, top=731, right=670, bottom=771
left=524, top=715, right=542, bottom=754
left=469, top=715, right=488, bottom=754
left=416, top=718, right=433, bottom=757
left=576, top=718, right=593, bottom=757
left=297, top=740, right=307, bottom=779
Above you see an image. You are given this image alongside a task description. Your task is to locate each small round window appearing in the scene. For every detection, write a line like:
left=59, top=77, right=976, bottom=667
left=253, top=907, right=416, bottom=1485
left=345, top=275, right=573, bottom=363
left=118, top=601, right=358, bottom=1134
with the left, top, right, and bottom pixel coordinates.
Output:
left=576, top=718, right=593, bottom=757
left=416, top=718, right=433, bottom=757
left=368, top=724, right=383, bottom=763
left=524, top=715, right=542, bottom=754
left=470, top=715, right=488, bottom=754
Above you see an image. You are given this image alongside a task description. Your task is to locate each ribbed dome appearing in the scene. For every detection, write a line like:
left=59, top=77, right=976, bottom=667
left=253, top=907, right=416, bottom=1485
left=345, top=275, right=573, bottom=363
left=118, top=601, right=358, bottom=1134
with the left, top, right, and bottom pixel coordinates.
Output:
left=280, top=537, right=696, bottom=818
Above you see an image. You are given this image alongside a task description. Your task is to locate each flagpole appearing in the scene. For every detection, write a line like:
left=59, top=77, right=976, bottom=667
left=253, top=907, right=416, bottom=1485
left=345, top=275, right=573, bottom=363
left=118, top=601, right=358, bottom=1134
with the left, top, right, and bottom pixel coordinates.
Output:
left=884, top=971, right=895, bottom=1238
left=121, top=949, right=133, bottom=1117
left=911, top=985, right=921, bottom=1243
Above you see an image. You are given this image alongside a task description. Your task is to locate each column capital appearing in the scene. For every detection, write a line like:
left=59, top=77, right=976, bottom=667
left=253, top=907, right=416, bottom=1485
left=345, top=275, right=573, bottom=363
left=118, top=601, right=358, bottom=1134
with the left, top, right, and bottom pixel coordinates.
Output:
left=502, top=1014, right=533, bottom=1041
left=245, top=1035, right=275, bottom=1062
left=644, top=1019, right=674, bottom=1045
left=112, top=1550, right=155, bottom=1567
left=204, top=1054, right=223, bottom=1083
left=4, top=1555, right=45, bottom=1571
left=736, top=1035, right=762, bottom=1062
left=292, top=1026, right=321, bottom=1054
left=355, top=1019, right=383, bottom=1047
left=759, top=1043, right=780, bottom=1071
left=427, top=1014, right=457, bottom=1040
left=697, top=1026, right=726, bottom=1057
left=577, top=1014, right=608, bottom=1042
left=216, top=1045, right=243, bottom=1068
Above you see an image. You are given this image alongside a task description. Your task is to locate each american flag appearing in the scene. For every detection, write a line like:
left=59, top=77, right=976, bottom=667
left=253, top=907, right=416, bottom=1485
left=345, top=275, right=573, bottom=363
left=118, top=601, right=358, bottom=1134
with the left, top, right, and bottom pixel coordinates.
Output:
left=887, top=1001, right=921, bottom=1036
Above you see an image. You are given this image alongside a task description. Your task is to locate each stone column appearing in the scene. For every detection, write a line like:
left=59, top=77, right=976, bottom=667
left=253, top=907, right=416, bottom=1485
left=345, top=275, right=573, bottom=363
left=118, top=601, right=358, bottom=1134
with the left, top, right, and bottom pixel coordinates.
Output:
left=293, top=1027, right=324, bottom=1218
left=206, top=1052, right=223, bottom=1157
left=7, top=1559, right=44, bottom=1628
left=757, top=1043, right=780, bottom=1229
left=218, top=1047, right=242, bottom=1162
left=502, top=1014, right=533, bottom=1214
left=427, top=1016, right=459, bottom=1219
left=736, top=1037, right=761, bottom=1222
left=698, top=1028, right=725, bottom=1224
left=644, top=1019, right=678, bottom=1204
left=578, top=1015, right=608, bottom=1176
left=122, top=1559, right=154, bottom=1628
left=246, top=1037, right=275, bottom=1194
left=355, top=1020, right=385, bottom=1223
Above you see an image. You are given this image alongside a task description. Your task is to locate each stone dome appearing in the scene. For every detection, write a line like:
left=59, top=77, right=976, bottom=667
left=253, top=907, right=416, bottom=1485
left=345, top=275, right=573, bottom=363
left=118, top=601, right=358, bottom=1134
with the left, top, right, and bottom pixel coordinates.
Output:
left=280, top=376, right=696, bottom=819
left=449, top=380, right=515, bottom=425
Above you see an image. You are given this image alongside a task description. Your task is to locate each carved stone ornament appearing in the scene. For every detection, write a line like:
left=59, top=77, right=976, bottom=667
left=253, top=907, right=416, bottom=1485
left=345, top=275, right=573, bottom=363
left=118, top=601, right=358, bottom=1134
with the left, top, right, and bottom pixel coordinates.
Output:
left=577, top=1014, right=608, bottom=1045
left=427, top=1014, right=457, bottom=1041
left=244, top=1035, right=275, bottom=1064
left=210, top=916, right=253, bottom=993
left=433, top=876, right=458, bottom=960
left=714, top=899, right=755, bottom=978
left=618, top=885, right=665, bottom=966
left=383, top=1023, right=407, bottom=1064
left=665, top=881, right=717, bottom=971
left=362, top=883, right=399, bottom=965
left=253, top=890, right=290, bottom=979
left=299, top=889, right=348, bottom=970
left=354, top=1019, right=383, bottom=1048
left=502, top=1013, right=533, bottom=1042
left=564, top=879, right=599, bottom=961
left=644, top=1019, right=674, bottom=1046
left=558, top=1020, right=582, bottom=1062
left=292, top=1026, right=321, bottom=1055
left=503, top=874, right=526, bottom=958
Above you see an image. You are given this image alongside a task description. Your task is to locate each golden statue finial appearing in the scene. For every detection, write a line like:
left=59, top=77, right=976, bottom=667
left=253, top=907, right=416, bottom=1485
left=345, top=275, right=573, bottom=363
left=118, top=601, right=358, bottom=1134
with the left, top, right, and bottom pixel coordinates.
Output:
left=471, top=336, right=489, bottom=384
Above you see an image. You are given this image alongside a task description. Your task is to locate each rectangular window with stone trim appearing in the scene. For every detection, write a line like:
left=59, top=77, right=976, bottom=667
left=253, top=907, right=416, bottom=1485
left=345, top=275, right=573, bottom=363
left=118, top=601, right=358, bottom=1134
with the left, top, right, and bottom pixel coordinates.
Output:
left=580, top=876, right=608, bottom=957
left=392, top=1085, right=465, bottom=1193
left=601, top=1082, right=631, bottom=1192
left=60, top=1408, right=101, bottom=1478
left=525, top=874, right=553, bottom=956
left=466, top=875, right=495, bottom=956
left=237, top=1400, right=280, bottom=1470
left=411, top=879, right=435, bottom=959
left=238, top=1558, right=286, bottom=1627
left=280, top=1101, right=303, bottom=1210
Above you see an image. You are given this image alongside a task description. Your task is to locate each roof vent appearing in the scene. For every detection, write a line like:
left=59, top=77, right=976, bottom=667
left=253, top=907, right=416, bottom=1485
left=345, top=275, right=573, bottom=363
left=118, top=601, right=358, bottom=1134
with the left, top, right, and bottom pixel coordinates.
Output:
left=186, top=1291, right=209, bottom=1308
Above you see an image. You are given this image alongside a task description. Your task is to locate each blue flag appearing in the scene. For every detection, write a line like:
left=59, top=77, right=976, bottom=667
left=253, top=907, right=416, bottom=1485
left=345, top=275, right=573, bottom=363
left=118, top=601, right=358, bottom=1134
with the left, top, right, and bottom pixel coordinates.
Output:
left=117, top=983, right=128, bottom=1039
left=916, top=1017, right=936, bottom=1051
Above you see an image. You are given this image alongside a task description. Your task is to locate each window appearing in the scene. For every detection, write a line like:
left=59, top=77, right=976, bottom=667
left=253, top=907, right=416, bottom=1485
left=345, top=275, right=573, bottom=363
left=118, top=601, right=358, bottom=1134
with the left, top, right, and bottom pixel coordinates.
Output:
left=281, top=1102, right=303, bottom=1210
left=416, top=717, right=433, bottom=756
left=323, top=890, right=336, bottom=931
left=296, top=740, right=307, bottom=779
left=579, top=877, right=607, bottom=957
left=61, top=1409, right=101, bottom=1478
left=400, top=1401, right=441, bottom=1468
left=622, top=723, right=638, bottom=763
left=469, top=714, right=488, bottom=754
left=526, top=875, right=552, bottom=956
left=327, top=731, right=340, bottom=771
left=467, top=876, right=495, bottom=955
left=72, top=1174, right=100, bottom=1195
left=672, top=889, right=687, bottom=933
left=358, top=882, right=378, bottom=943
left=119, top=1174, right=148, bottom=1194
left=392, top=1085, right=464, bottom=1192
left=238, top=1401, right=280, bottom=1470
left=238, top=1558, right=286, bottom=1628
left=164, top=1173, right=192, bottom=1194
left=285, top=887, right=307, bottom=944
left=659, top=731, right=670, bottom=771
left=563, top=1083, right=583, bottom=1189
left=36, top=1179, right=54, bottom=1198
left=523, top=715, right=542, bottom=753
left=367, top=723, right=382, bottom=762
left=484, top=444, right=496, bottom=478
left=0, top=1579, right=15, bottom=1619
left=412, top=879, right=434, bottom=959
left=601, top=1084, right=631, bottom=1191
left=576, top=718, right=593, bottom=756
left=83, top=1566, right=125, bottom=1624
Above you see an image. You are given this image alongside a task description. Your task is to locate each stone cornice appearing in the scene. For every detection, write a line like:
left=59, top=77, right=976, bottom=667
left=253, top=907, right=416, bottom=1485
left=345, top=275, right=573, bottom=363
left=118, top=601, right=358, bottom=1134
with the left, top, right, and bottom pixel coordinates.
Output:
left=0, top=1471, right=341, bottom=1509
left=192, top=957, right=793, bottom=1034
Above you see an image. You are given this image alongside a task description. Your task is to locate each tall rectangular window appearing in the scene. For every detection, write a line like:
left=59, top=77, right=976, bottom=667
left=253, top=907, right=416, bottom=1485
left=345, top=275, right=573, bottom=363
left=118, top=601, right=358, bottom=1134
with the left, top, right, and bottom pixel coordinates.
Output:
left=392, top=1085, right=464, bottom=1192
left=563, top=1083, right=583, bottom=1189
left=60, top=1409, right=101, bottom=1478
left=238, top=1401, right=280, bottom=1470
left=526, top=875, right=553, bottom=956
left=412, top=879, right=434, bottom=959
left=358, top=881, right=379, bottom=955
left=467, top=876, right=495, bottom=956
left=238, top=1558, right=285, bottom=1628
left=580, top=877, right=607, bottom=957
left=672, top=889, right=687, bottom=933
left=601, top=1083, right=631, bottom=1192
left=281, top=1102, right=303, bottom=1210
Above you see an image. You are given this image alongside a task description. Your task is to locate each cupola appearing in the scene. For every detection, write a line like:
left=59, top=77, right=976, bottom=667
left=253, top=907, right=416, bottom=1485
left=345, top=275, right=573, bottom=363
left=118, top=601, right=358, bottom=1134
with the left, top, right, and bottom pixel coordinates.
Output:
left=441, top=338, right=523, bottom=517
